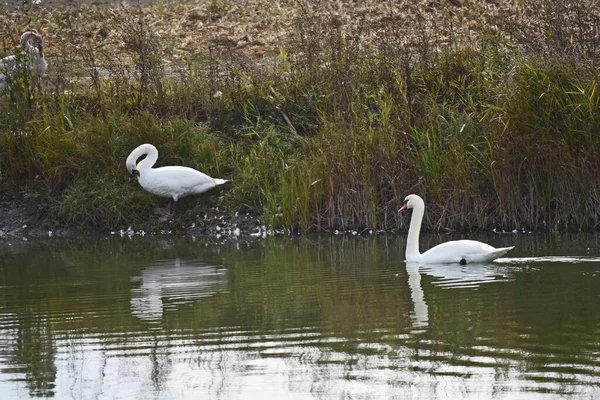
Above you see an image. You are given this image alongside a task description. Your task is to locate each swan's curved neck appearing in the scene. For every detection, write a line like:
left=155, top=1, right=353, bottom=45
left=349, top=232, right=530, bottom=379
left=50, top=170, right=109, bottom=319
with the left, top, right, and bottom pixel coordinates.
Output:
left=406, top=201, right=424, bottom=261
left=128, top=144, right=158, bottom=172
left=136, top=145, right=158, bottom=171
left=21, top=32, right=40, bottom=52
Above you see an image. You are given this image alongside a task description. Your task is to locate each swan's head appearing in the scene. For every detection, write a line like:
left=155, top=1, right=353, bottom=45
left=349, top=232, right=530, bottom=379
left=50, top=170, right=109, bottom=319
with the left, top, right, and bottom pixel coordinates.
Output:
left=125, top=158, right=140, bottom=177
left=399, top=194, right=424, bottom=212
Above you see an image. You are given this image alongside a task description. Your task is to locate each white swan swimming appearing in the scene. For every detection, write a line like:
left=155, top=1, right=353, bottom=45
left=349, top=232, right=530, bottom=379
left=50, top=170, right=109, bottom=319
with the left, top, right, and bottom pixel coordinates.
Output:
left=0, top=30, right=48, bottom=94
left=399, top=194, right=514, bottom=264
left=126, top=143, right=228, bottom=205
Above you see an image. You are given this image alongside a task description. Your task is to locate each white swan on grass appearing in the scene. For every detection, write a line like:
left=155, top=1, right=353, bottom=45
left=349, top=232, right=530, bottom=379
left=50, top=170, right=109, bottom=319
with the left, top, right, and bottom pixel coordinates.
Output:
left=0, top=30, right=48, bottom=94
left=126, top=144, right=228, bottom=217
left=399, top=194, right=514, bottom=264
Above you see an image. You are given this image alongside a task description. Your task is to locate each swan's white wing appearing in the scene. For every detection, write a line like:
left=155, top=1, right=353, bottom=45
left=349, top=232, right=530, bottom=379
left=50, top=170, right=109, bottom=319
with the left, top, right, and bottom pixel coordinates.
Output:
left=0, top=55, right=17, bottom=74
left=142, top=166, right=218, bottom=200
left=0, top=51, right=46, bottom=93
left=421, top=240, right=514, bottom=264
left=0, top=55, right=16, bottom=93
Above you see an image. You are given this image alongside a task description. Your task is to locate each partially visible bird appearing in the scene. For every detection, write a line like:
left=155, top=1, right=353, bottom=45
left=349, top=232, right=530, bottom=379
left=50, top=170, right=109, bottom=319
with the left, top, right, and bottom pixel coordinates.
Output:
left=0, top=30, right=48, bottom=94
left=126, top=143, right=228, bottom=219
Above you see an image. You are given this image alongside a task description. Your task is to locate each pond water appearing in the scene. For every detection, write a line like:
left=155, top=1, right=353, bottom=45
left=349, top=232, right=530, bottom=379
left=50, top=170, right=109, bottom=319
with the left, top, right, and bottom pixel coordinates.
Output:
left=0, top=233, right=599, bottom=399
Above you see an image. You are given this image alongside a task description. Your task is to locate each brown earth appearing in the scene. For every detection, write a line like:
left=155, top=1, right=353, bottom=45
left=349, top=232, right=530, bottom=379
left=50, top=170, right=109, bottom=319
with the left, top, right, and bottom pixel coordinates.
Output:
left=1, top=0, right=597, bottom=69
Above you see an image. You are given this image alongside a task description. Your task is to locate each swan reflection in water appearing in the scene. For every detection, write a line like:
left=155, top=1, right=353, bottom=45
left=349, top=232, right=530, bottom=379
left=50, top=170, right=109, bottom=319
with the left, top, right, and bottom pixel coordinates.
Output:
left=406, top=262, right=510, bottom=331
left=130, top=258, right=227, bottom=321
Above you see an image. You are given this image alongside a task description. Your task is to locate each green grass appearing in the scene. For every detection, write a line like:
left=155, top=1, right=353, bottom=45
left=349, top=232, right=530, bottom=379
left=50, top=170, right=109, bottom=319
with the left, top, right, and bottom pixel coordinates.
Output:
left=1, top=3, right=600, bottom=233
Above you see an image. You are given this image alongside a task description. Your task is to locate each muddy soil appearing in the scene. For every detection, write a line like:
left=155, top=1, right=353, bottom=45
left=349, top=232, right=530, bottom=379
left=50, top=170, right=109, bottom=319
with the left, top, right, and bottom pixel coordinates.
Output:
left=0, top=192, right=278, bottom=240
left=0, top=191, right=274, bottom=240
left=0, top=195, right=62, bottom=239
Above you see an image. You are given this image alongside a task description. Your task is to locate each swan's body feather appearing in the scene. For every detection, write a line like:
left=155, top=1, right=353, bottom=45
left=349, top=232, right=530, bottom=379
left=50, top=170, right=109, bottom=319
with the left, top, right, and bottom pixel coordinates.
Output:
left=126, top=144, right=227, bottom=201
left=0, top=55, right=17, bottom=92
left=0, top=31, right=47, bottom=94
left=418, top=240, right=514, bottom=264
left=401, top=194, right=513, bottom=264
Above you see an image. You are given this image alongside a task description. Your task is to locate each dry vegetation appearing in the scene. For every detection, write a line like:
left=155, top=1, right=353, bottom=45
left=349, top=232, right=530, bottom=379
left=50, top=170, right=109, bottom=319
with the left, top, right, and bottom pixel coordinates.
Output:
left=2, top=0, right=598, bottom=68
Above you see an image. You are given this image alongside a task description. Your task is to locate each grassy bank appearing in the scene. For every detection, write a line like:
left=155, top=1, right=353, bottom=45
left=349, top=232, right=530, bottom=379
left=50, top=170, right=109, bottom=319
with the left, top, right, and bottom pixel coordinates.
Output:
left=1, top=0, right=600, bottom=232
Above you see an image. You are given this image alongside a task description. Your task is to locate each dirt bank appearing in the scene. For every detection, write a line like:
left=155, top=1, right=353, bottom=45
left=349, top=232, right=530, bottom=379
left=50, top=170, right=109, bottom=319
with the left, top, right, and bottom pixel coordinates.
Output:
left=4, top=0, right=591, bottom=68
left=0, top=193, right=280, bottom=240
left=0, top=195, right=56, bottom=239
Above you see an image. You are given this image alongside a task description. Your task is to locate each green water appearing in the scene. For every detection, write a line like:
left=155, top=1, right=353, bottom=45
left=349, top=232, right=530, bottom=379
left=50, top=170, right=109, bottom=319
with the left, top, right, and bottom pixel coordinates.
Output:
left=0, top=234, right=599, bottom=399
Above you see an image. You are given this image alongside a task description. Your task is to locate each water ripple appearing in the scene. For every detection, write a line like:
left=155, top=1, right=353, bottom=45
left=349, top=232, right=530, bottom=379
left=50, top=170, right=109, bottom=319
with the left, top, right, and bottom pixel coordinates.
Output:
left=1, top=237, right=600, bottom=399
left=496, top=256, right=600, bottom=264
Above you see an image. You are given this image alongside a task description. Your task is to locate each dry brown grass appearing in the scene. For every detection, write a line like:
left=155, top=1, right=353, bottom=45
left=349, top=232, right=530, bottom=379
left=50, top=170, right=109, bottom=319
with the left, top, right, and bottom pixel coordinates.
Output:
left=1, top=0, right=599, bottom=68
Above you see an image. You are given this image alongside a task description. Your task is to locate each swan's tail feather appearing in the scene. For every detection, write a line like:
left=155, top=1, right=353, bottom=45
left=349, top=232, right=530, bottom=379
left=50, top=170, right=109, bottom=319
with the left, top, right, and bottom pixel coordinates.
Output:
left=492, top=246, right=515, bottom=259
left=214, top=179, right=228, bottom=186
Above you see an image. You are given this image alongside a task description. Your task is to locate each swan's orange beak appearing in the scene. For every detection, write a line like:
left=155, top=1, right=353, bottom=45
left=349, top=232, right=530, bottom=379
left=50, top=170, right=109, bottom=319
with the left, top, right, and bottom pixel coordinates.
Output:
left=132, top=169, right=140, bottom=177
left=399, top=202, right=407, bottom=212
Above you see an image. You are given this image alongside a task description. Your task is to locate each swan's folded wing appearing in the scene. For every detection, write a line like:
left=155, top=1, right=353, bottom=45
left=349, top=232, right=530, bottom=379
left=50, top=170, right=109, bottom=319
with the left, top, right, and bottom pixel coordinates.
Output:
left=154, top=166, right=218, bottom=197
left=422, top=240, right=514, bottom=264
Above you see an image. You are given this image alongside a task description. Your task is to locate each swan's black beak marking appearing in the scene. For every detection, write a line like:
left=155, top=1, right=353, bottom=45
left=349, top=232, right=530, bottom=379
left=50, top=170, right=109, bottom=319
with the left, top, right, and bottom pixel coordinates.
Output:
left=131, top=169, right=140, bottom=177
